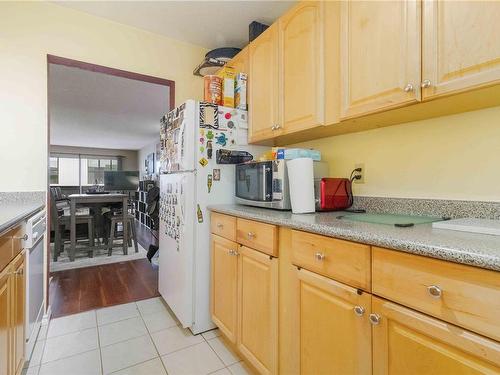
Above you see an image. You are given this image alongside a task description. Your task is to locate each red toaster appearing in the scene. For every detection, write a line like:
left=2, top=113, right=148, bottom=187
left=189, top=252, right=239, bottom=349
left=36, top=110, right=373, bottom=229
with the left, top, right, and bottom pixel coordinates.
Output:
left=314, top=178, right=353, bottom=211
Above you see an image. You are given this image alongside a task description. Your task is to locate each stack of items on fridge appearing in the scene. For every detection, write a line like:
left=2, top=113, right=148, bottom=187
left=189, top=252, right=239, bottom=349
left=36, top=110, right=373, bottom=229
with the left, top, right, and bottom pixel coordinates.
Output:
left=203, top=66, right=247, bottom=110
left=158, top=100, right=267, bottom=334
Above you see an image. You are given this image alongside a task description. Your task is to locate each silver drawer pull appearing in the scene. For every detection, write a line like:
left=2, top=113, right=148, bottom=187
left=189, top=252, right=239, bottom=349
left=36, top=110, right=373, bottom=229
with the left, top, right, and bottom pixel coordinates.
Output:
left=404, top=83, right=414, bottom=92
left=427, top=285, right=442, bottom=299
left=354, top=306, right=365, bottom=317
left=228, top=250, right=239, bottom=256
left=369, top=313, right=381, bottom=325
left=314, top=252, right=325, bottom=261
left=216, top=223, right=224, bottom=229
left=11, top=268, right=23, bottom=276
left=247, top=232, right=255, bottom=239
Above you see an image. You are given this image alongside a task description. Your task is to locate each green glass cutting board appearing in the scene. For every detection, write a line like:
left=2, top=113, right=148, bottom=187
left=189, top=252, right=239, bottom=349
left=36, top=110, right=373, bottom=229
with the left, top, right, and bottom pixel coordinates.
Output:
left=339, top=213, right=444, bottom=226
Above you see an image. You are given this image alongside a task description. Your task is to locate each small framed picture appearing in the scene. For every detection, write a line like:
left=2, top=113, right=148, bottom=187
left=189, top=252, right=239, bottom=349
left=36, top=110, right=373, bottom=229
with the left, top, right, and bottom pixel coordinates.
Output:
left=213, top=169, right=221, bottom=181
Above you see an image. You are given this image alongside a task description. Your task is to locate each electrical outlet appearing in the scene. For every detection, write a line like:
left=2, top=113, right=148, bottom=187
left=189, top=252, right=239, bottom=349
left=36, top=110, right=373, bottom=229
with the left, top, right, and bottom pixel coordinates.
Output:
left=354, top=163, right=365, bottom=184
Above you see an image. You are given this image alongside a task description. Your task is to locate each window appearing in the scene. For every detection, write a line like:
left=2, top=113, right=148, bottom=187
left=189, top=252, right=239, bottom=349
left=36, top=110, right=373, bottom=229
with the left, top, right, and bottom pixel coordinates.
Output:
left=49, top=153, right=121, bottom=187
left=86, top=158, right=118, bottom=185
left=49, top=157, right=59, bottom=184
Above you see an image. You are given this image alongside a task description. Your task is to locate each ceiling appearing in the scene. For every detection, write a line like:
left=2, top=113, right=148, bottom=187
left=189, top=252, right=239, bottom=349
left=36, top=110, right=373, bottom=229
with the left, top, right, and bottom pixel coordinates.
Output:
left=54, top=1, right=295, bottom=49
left=49, top=64, right=170, bottom=150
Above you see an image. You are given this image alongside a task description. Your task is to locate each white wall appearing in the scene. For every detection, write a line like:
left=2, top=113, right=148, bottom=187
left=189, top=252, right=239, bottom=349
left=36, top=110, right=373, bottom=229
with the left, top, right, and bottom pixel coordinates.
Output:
left=137, top=141, right=159, bottom=179
left=294, top=106, right=500, bottom=202
left=0, top=2, right=206, bottom=192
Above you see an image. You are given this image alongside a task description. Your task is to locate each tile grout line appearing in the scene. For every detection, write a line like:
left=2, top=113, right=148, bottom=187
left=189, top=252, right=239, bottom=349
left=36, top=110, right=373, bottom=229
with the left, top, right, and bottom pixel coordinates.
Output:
left=136, top=301, right=170, bottom=375
left=204, top=335, right=232, bottom=372
left=95, top=311, right=104, bottom=375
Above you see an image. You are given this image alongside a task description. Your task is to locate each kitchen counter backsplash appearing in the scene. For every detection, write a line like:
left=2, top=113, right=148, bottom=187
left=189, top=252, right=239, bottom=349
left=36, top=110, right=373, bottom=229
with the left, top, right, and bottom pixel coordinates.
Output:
left=351, top=196, right=500, bottom=220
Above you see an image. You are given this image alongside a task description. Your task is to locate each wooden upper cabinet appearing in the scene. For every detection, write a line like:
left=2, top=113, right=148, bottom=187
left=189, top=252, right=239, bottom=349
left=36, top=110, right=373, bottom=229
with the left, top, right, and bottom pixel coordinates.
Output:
left=372, top=296, right=500, bottom=375
left=237, top=246, right=278, bottom=375
left=422, top=1, right=500, bottom=99
left=297, top=268, right=372, bottom=375
left=279, top=1, right=324, bottom=134
left=227, top=47, right=248, bottom=76
left=248, top=24, right=280, bottom=142
left=210, top=235, right=238, bottom=343
left=340, top=0, right=421, bottom=119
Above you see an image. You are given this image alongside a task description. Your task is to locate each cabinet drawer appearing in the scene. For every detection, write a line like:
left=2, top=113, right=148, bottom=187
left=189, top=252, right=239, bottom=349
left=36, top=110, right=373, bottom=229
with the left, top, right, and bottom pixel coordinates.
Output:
left=236, top=218, right=278, bottom=257
left=211, top=213, right=236, bottom=242
left=1, top=225, right=24, bottom=272
left=291, top=230, right=371, bottom=291
left=372, top=247, right=500, bottom=342
left=11, top=225, right=24, bottom=258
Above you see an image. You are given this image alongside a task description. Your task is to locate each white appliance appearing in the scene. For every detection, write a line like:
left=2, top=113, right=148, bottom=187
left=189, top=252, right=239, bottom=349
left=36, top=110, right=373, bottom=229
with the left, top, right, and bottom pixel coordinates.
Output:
left=25, top=209, right=46, bottom=359
left=158, top=100, right=267, bottom=334
left=432, top=218, right=500, bottom=236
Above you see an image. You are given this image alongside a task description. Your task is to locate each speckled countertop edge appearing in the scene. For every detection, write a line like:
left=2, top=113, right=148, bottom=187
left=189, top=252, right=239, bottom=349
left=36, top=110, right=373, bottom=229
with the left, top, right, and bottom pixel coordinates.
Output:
left=0, top=192, right=46, bottom=235
left=208, top=205, right=500, bottom=272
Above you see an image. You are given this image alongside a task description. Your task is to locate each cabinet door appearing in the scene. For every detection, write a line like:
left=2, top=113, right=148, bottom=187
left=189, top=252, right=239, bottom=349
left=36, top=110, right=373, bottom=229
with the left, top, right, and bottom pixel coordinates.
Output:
left=210, top=235, right=238, bottom=343
left=372, top=296, right=500, bottom=375
left=297, top=268, right=372, bottom=375
left=0, top=267, right=10, bottom=375
left=422, top=1, right=500, bottom=99
left=11, top=252, right=25, bottom=375
left=279, top=1, right=323, bottom=134
left=340, top=0, right=421, bottom=119
left=237, top=246, right=278, bottom=375
left=248, top=23, right=280, bottom=142
left=228, top=47, right=248, bottom=76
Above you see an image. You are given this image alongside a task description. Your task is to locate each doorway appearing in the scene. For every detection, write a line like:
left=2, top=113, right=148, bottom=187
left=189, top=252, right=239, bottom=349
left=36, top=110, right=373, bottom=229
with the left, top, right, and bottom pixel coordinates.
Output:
left=46, top=55, right=174, bottom=317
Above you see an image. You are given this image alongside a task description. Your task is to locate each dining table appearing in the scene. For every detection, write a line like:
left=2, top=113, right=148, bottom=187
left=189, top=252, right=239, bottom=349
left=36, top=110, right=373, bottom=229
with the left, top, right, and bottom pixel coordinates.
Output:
left=68, top=193, right=128, bottom=261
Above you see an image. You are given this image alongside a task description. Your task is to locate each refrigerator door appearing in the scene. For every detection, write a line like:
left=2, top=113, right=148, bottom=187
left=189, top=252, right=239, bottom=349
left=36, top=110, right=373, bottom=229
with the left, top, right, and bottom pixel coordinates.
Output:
left=160, top=100, right=197, bottom=173
left=159, top=172, right=196, bottom=328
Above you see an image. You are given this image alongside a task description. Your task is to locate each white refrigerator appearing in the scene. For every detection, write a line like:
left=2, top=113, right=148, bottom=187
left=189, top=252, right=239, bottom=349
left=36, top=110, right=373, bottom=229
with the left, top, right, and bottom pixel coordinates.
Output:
left=158, top=100, right=266, bottom=334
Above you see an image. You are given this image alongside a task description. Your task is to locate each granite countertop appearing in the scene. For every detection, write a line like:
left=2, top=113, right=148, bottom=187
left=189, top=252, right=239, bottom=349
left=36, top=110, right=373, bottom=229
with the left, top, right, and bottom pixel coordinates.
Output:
left=208, top=204, right=500, bottom=272
left=0, top=192, right=46, bottom=235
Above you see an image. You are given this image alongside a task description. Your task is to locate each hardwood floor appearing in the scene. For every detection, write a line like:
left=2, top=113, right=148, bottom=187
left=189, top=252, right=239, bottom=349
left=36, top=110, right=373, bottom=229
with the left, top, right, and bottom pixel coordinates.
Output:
left=49, top=258, right=160, bottom=318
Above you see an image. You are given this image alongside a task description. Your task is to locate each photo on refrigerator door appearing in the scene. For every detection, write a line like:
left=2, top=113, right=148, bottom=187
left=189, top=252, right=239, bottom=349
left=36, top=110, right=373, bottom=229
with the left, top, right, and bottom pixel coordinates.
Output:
left=160, top=102, right=187, bottom=173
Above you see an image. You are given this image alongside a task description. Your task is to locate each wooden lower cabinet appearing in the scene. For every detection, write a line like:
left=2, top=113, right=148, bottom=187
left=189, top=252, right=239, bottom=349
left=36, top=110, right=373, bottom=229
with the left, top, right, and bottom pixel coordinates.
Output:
left=237, top=246, right=278, bottom=375
left=0, top=267, right=10, bottom=375
left=11, top=252, right=25, bottom=375
left=0, top=249, right=26, bottom=375
left=371, top=296, right=500, bottom=375
left=297, top=268, right=372, bottom=375
left=210, top=235, right=238, bottom=343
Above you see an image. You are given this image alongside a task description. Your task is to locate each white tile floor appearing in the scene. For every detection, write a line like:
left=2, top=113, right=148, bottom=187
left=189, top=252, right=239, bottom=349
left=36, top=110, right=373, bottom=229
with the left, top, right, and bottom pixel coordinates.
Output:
left=24, top=297, right=253, bottom=375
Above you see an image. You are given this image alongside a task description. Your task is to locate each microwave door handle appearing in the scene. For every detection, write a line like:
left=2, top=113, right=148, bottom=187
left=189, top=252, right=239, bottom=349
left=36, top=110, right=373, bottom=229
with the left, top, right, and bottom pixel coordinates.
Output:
left=262, top=164, right=267, bottom=201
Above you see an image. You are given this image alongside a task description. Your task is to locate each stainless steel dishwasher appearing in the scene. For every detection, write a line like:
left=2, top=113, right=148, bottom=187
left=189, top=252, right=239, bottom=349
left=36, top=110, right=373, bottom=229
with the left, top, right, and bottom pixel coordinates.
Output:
left=24, top=209, right=46, bottom=359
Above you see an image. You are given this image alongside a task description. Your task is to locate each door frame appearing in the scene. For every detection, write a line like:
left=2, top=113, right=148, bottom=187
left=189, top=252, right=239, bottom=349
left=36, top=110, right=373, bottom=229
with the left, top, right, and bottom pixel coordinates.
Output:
left=45, top=54, right=175, bottom=314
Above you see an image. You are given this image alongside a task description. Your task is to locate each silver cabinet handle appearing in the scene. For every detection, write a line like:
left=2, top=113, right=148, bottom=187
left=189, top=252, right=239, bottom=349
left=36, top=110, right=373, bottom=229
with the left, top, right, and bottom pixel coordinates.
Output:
left=12, top=268, right=23, bottom=276
left=247, top=232, right=255, bottom=239
left=369, top=313, right=381, bottom=325
left=427, top=285, right=442, bottom=299
left=228, top=250, right=239, bottom=256
left=216, top=223, right=223, bottom=229
left=354, top=306, right=365, bottom=317
left=275, top=124, right=281, bottom=130
left=404, top=83, right=414, bottom=92
left=14, top=234, right=28, bottom=241
left=421, top=79, right=431, bottom=88
left=271, top=125, right=277, bottom=131
left=314, top=252, right=325, bottom=261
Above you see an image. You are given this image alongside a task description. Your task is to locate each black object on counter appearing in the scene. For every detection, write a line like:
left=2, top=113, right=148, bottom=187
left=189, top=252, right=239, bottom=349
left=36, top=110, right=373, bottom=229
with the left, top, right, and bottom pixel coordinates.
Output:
left=216, top=149, right=253, bottom=164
